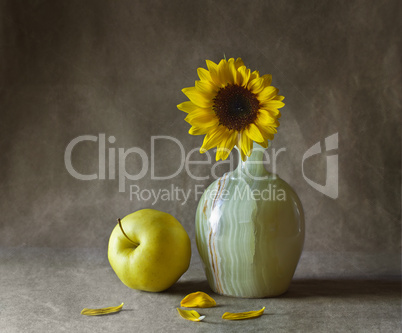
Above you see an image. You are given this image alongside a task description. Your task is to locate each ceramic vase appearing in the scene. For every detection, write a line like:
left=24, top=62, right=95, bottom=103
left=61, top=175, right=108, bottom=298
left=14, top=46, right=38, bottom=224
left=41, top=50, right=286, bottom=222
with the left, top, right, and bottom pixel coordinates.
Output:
left=195, top=144, right=304, bottom=298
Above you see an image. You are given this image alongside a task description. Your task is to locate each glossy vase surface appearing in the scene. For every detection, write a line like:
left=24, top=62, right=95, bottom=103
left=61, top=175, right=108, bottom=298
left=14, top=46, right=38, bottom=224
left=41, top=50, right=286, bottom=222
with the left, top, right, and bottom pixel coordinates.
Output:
left=195, top=144, right=304, bottom=298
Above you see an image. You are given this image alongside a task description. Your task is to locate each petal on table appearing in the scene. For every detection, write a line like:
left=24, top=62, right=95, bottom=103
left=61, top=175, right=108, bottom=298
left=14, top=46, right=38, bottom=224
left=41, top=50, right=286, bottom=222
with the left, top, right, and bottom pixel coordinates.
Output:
left=81, top=303, right=124, bottom=316
left=222, top=306, right=265, bottom=320
left=177, top=308, right=205, bottom=322
left=180, top=291, right=217, bottom=308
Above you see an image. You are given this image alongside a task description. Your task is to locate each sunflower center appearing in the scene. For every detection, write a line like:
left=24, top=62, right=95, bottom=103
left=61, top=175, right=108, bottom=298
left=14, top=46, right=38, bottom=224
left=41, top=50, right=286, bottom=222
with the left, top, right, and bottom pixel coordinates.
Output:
left=212, top=84, right=260, bottom=131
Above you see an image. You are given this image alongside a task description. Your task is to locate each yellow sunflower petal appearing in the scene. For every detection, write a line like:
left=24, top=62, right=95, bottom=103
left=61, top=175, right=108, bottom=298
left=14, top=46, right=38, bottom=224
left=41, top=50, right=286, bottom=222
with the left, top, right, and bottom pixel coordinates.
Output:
left=177, top=308, right=205, bottom=322
left=234, top=57, right=245, bottom=69
left=188, top=116, right=219, bottom=134
left=189, top=126, right=211, bottom=135
left=180, top=292, right=217, bottom=308
left=245, top=123, right=264, bottom=143
left=261, top=74, right=272, bottom=87
left=206, top=59, right=221, bottom=87
left=255, top=110, right=279, bottom=128
left=217, top=59, right=233, bottom=86
left=239, top=133, right=252, bottom=160
left=187, top=117, right=219, bottom=129
left=257, top=109, right=277, bottom=126
left=255, top=118, right=276, bottom=141
left=197, top=67, right=212, bottom=82
left=195, top=80, right=218, bottom=96
left=200, top=126, right=228, bottom=153
left=261, top=100, right=285, bottom=109
left=185, top=109, right=218, bottom=128
left=247, top=77, right=265, bottom=94
left=258, top=86, right=278, bottom=101
left=238, top=66, right=251, bottom=87
left=239, top=148, right=246, bottom=161
left=177, top=101, right=198, bottom=113
left=182, top=87, right=213, bottom=108
left=216, top=59, right=227, bottom=78
left=272, top=94, right=285, bottom=101
left=261, top=108, right=282, bottom=118
left=81, top=303, right=124, bottom=316
left=250, top=70, right=260, bottom=81
left=258, top=140, right=269, bottom=148
left=227, top=58, right=239, bottom=85
left=255, top=128, right=274, bottom=142
left=222, top=307, right=265, bottom=320
left=216, top=131, right=237, bottom=161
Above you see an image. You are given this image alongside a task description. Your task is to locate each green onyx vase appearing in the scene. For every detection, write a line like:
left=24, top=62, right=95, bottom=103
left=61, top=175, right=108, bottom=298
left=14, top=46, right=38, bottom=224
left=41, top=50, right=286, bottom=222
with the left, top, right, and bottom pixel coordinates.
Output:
left=195, top=144, right=305, bottom=298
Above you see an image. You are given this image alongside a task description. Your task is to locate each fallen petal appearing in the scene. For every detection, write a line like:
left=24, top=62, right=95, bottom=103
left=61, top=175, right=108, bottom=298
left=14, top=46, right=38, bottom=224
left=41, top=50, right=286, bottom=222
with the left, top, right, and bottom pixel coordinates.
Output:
left=177, top=308, right=205, bottom=322
left=81, top=303, right=124, bottom=316
left=222, top=306, right=265, bottom=320
left=180, top=291, right=217, bottom=308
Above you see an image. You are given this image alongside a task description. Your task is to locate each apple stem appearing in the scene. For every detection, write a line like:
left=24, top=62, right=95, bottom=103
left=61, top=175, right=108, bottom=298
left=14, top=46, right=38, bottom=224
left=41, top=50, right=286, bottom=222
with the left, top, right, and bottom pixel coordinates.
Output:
left=118, top=219, right=140, bottom=247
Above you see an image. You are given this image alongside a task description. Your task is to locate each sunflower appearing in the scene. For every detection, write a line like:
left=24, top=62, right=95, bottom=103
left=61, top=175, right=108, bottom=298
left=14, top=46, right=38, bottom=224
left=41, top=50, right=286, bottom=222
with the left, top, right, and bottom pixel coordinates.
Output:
left=177, top=58, right=285, bottom=161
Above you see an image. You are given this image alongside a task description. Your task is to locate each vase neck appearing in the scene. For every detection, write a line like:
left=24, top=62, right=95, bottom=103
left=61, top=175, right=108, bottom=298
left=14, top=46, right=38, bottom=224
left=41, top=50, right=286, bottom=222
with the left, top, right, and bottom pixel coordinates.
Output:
left=236, top=142, right=270, bottom=178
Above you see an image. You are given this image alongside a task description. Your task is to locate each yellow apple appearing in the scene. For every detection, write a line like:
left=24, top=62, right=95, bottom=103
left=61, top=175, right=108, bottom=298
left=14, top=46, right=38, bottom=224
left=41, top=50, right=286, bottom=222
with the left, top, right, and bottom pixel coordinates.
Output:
left=108, top=209, right=191, bottom=292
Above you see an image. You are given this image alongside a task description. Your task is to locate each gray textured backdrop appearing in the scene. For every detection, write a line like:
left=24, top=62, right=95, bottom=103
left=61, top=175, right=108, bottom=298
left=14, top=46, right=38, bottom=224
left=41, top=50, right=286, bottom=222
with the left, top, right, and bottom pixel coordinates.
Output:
left=1, top=0, right=400, bottom=276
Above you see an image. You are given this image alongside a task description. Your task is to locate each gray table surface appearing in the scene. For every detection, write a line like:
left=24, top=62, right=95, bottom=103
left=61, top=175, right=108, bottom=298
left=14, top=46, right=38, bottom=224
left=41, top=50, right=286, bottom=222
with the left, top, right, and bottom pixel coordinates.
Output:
left=1, top=248, right=400, bottom=333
